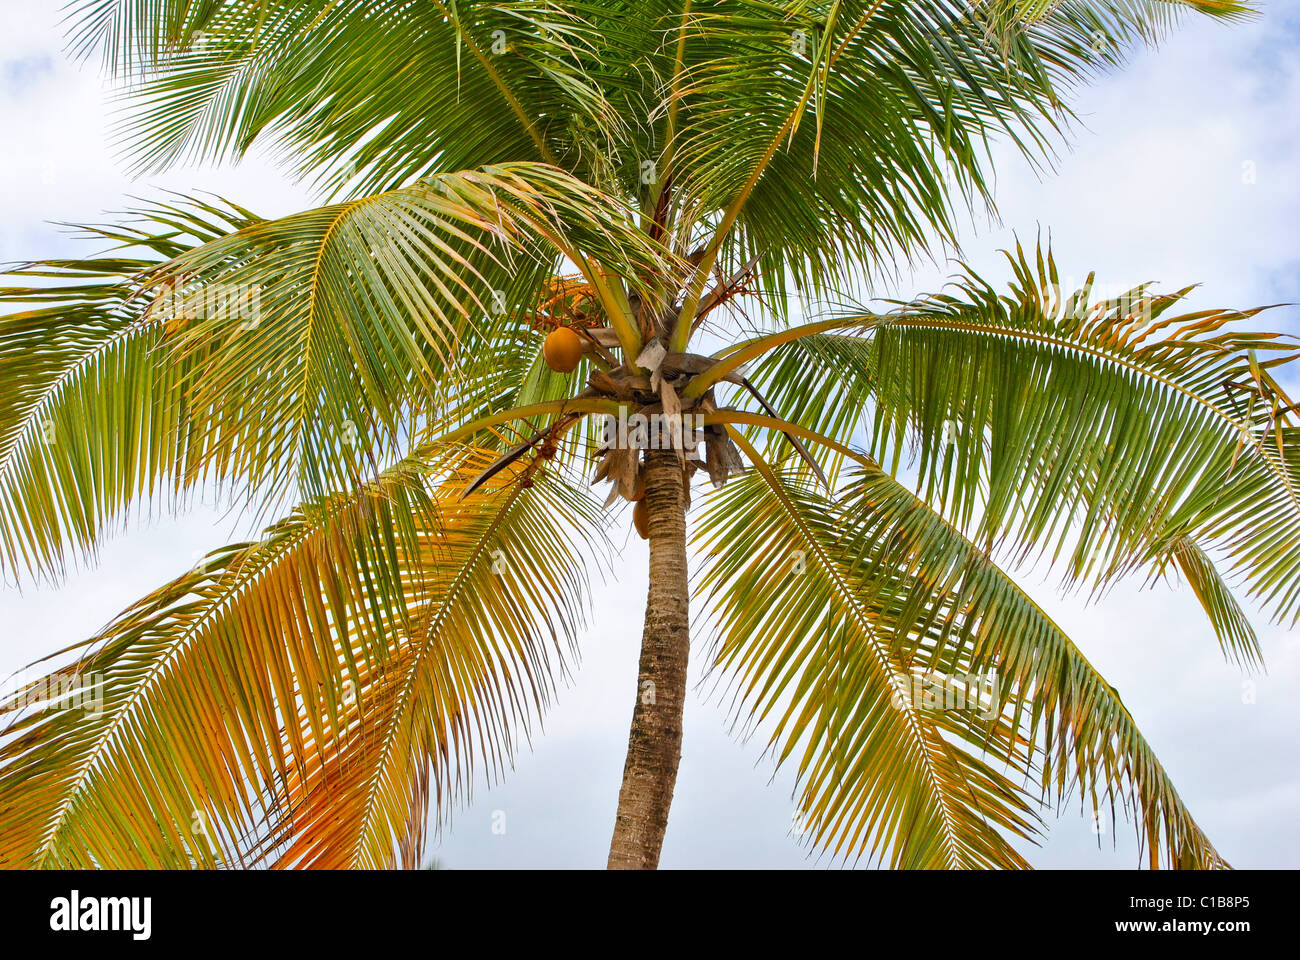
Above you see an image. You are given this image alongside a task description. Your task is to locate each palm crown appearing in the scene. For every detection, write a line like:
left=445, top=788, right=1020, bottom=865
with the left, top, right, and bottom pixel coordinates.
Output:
left=1, top=0, right=1293, bottom=870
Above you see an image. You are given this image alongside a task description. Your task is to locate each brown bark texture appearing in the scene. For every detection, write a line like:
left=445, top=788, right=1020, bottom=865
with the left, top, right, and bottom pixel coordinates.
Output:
left=607, top=447, right=691, bottom=869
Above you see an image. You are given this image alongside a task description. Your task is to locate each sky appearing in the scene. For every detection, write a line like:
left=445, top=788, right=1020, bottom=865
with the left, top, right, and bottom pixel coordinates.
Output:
left=0, top=0, right=1297, bottom=869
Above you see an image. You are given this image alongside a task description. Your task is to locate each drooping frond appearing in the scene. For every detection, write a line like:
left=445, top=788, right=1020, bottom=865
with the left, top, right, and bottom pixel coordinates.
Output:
left=868, top=244, right=1299, bottom=628
left=0, top=443, right=605, bottom=869
left=698, top=445, right=1227, bottom=868
left=739, top=244, right=1298, bottom=648
left=74, top=0, right=623, bottom=195
left=0, top=163, right=666, bottom=580
left=0, top=195, right=259, bottom=579
left=831, top=461, right=1229, bottom=867
left=697, top=440, right=1043, bottom=868
left=1161, top=536, right=1260, bottom=667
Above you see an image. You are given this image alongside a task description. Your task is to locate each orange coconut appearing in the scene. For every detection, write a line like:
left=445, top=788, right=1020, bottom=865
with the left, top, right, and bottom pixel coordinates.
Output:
left=542, top=326, right=584, bottom=373
left=632, top=499, right=649, bottom=539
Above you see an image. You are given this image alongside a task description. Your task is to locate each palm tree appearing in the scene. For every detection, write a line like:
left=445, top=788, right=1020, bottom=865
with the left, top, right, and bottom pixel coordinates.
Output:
left=0, top=0, right=1291, bottom=871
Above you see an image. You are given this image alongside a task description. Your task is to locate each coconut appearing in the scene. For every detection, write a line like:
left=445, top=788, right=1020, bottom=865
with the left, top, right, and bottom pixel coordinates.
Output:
left=632, top=499, right=649, bottom=539
left=542, top=326, right=584, bottom=373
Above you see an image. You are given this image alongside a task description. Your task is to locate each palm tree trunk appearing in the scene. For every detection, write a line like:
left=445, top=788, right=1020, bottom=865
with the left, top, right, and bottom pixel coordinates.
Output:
left=607, top=447, right=690, bottom=869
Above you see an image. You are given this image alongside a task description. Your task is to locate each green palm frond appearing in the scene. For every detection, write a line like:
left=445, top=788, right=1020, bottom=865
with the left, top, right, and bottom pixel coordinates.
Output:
left=0, top=163, right=668, bottom=580
left=1161, top=537, right=1260, bottom=667
left=866, top=245, right=1299, bottom=626
left=697, top=440, right=1043, bottom=868
left=739, top=243, right=1298, bottom=648
left=0, top=195, right=260, bottom=579
left=833, top=461, right=1229, bottom=867
left=699, top=444, right=1227, bottom=868
left=0, top=442, right=604, bottom=869
left=77, top=1, right=622, bottom=194
left=148, top=162, right=667, bottom=499
left=743, top=335, right=1262, bottom=660
left=664, top=0, right=1249, bottom=334
left=71, top=2, right=1250, bottom=301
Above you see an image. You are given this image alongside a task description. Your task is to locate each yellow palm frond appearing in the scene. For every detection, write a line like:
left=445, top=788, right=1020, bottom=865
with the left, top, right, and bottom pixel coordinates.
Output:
left=0, top=443, right=604, bottom=869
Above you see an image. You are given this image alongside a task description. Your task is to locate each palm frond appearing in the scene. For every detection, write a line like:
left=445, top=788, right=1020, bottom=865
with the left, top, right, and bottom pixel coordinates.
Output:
left=742, top=242, right=1299, bottom=637
left=75, top=0, right=623, bottom=195
left=0, top=442, right=604, bottom=868
left=698, top=443, right=1227, bottom=867
left=667, top=0, right=1250, bottom=320
left=148, top=162, right=665, bottom=501
left=72, top=0, right=1250, bottom=305
left=869, top=243, right=1299, bottom=626
left=697, top=439, right=1043, bottom=868
left=0, top=195, right=259, bottom=579
left=0, top=163, right=665, bottom=579
left=1162, top=537, right=1260, bottom=667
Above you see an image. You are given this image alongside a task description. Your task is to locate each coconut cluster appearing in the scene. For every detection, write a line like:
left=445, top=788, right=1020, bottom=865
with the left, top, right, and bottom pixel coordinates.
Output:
left=522, top=278, right=750, bottom=540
